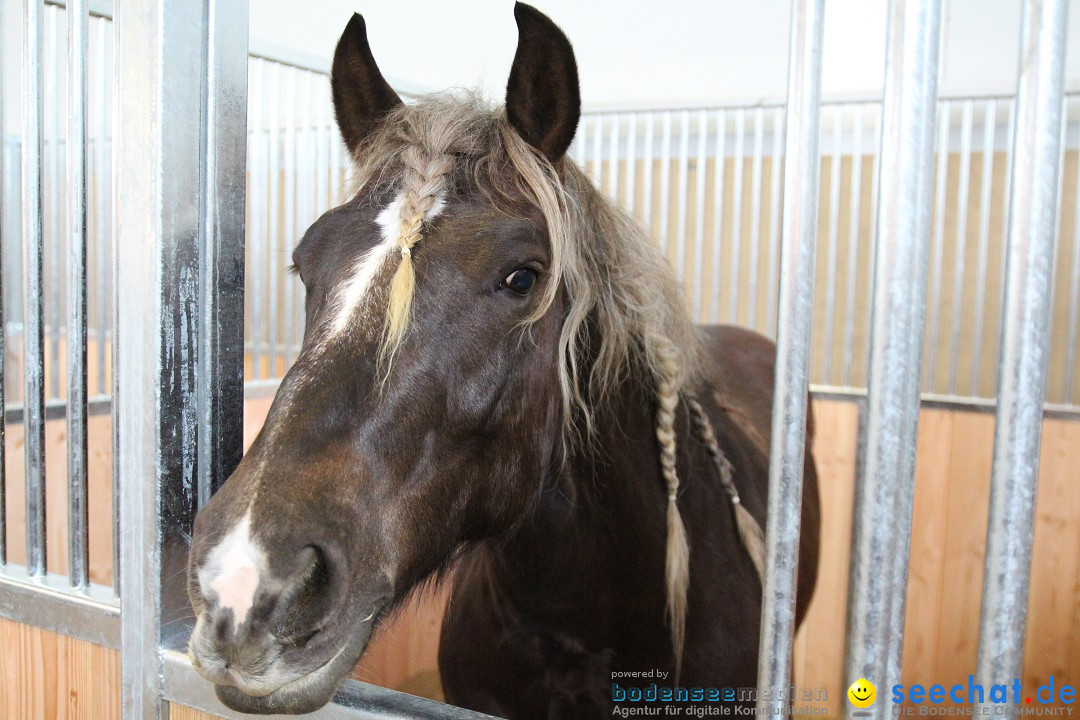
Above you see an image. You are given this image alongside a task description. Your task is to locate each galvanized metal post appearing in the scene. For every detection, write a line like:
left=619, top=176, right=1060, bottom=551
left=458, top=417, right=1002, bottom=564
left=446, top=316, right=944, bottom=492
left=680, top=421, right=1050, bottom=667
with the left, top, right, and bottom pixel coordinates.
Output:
left=756, top=0, right=824, bottom=712
left=114, top=0, right=247, bottom=716
left=23, top=0, right=47, bottom=579
left=975, top=0, right=1068, bottom=711
left=844, top=1, right=942, bottom=714
left=67, top=0, right=90, bottom=591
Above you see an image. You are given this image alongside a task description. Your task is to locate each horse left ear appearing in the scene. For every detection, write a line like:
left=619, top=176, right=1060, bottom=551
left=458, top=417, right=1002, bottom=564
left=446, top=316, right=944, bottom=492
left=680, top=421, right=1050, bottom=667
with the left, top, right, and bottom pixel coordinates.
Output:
left=505, top=3, right=581, bottom=163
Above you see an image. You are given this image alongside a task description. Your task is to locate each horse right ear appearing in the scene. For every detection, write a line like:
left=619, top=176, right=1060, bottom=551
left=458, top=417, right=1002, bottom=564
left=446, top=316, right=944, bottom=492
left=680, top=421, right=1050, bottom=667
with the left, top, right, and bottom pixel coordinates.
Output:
left=331, top=13, right=402, bottom=155
left=505, top=3, right=581, bottom=163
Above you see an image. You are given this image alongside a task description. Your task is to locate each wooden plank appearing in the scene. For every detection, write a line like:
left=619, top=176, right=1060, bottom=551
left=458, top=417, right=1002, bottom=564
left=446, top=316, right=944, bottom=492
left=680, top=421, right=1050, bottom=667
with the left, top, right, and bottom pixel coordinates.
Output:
left=0, top=618, right=119, bottom=719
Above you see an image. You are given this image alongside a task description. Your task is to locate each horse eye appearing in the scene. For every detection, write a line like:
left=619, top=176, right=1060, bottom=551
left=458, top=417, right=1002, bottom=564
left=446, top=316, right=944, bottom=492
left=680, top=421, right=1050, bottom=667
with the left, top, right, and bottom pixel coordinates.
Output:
left=503, top=268, right=537, bottom=295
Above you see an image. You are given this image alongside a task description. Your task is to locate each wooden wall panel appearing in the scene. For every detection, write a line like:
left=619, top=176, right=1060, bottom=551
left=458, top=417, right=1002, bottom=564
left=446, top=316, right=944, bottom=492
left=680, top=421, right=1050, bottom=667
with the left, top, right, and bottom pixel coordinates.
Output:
left=0, top=619, right=119, bottom=720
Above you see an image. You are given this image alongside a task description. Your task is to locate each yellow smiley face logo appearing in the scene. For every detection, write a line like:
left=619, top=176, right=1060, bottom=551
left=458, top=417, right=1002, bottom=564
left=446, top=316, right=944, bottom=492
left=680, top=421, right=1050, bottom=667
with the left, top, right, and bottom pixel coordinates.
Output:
left=848, top=678, right=876, bottom=708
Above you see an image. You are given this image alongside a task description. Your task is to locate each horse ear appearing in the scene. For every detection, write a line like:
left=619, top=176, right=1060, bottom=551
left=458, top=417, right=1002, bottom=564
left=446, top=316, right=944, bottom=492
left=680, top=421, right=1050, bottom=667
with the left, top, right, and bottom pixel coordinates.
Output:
left=505, top=2, right=581, bottom=163
left=331, top=13, right=402, bottom=155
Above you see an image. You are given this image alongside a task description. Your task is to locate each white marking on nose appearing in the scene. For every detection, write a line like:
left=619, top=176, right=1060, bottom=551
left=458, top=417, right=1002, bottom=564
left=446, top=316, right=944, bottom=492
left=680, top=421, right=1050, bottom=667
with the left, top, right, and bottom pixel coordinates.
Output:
left=326, top=190, right=446, bottom=338
left=199, top=513, right=266, bottom=630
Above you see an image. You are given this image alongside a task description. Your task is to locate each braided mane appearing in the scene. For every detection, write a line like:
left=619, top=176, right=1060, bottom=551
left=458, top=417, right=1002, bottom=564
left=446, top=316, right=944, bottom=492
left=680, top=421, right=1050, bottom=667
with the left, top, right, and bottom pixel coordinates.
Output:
left=347, top=93, right=702, bottom=675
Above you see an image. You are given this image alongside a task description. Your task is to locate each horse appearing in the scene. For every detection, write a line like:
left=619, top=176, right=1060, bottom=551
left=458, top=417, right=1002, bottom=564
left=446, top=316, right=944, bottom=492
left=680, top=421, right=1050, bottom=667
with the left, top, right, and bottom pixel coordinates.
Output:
left=186, top=4, right=820, bottom=717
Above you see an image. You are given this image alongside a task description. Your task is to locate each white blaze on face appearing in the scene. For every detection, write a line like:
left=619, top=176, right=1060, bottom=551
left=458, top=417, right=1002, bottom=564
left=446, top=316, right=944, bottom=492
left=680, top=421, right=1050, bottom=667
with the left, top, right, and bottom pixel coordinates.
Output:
left=326, top=190, right=447, bottom=338
left=199, top=513, right=266, bottom=630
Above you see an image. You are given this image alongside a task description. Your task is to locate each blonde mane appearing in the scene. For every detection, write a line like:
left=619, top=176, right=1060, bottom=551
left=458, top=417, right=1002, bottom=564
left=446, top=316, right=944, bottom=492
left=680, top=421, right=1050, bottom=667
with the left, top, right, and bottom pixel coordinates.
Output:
left=348, top=93, right=702, bottom=676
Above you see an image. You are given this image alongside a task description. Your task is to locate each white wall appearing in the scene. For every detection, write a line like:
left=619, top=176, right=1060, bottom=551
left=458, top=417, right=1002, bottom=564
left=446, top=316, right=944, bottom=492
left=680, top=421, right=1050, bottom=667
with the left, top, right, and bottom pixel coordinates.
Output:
left=249, top=0, right=1080, bottom=109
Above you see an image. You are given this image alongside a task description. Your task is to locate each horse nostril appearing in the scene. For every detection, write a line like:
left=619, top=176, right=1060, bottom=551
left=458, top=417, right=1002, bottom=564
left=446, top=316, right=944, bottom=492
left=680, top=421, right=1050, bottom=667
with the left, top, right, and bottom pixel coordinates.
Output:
left=271, top=545, right=334, bottom=641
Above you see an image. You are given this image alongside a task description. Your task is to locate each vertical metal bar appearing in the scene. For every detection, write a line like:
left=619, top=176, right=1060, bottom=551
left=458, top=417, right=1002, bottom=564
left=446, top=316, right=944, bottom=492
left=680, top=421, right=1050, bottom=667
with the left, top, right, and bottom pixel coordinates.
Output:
left=282, top=67, right=297, bottom=370
left=626, top=113, right=637, bottom=216
left=198, top=0, right=247, bottom=507
left=756, top=0, right=824, bottom=711
left=0, top=0, right=6, bottom=567
left=675, top=110, right=690, bottom=281
left=947, top=100, right=973, bottom=393
left=1064, top=99, right=1080, bottom=402
left=924, top=99, right=951, bottom=392
left=710, top=110, right=727, bottom=323
left=67, top=0, right=90, bottom=590
left=95, top=17, right=108, bottom=398
left=693, top=109, right=707, bottom=321
left=843, top=103, right=867, bottom=386
left=659, top=111, right=672, bottom=255
left=591, top=116, right=603, bottom=189
left=250, top=59, right=264, bottom=382
left=608, top=112, right=621, bottom=203
left=823, top=104, right=844, bottom=383
left=116, top=0, right=249, bottom=713
left=728, top=110, right=745, bottom=323
left=766, top=106, right=784, bottom=338
left=748, top=107, right=765, bottom=329
left=844, top=1, right=942, bottom=712
left=46, top=6, right=61, bottom=404
left=975, top=0, right=1068, bottom=710
left=642, top=113, right=654, bottom=239
left=970, top=99, right=997, bottom=395
left=267, top=63, right=280, bottom=380
left=316, top=69, right=329, bottom=215
left=23, top=0, right=48, bottom=578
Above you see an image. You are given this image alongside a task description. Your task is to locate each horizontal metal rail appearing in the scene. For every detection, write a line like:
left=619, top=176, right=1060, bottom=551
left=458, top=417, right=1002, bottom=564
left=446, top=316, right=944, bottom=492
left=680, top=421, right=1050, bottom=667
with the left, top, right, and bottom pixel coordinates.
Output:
left=0, top=564, right=120, bottom=647
left=162, top=650, right=501, bottom=720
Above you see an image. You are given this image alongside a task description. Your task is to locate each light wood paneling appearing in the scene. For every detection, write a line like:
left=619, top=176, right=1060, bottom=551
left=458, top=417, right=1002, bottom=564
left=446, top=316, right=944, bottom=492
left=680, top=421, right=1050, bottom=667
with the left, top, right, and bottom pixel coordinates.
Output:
left=0, top=619, right=119, bottom=719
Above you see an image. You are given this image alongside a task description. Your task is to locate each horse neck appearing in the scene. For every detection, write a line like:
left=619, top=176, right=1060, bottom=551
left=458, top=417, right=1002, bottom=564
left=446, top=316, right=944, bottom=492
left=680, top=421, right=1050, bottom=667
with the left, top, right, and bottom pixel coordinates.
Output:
left=484, top=373, right=673, bottom=632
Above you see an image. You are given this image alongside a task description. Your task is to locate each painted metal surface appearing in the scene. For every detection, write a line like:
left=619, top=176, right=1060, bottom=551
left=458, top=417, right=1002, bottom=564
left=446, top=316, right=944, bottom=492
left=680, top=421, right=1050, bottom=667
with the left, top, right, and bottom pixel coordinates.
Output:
left=975, top=0, right=1070, bottom=712
left=843, top=2, right=942, bottom=717
left=755, top=0, right=824, bottom=713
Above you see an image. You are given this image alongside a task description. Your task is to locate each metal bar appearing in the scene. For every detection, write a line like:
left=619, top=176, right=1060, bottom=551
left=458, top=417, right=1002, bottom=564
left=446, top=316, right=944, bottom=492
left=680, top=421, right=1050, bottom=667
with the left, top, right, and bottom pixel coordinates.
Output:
left=844, top=1, right=942, bottom=713
left=843, top=103, right=867, bottom=386
left=267, top=62, right=282, bottom=379
left=975, top=0, right=1069, bottom=710
left=693, top=109, right=707, bottom=321
left=0, top=566, right=120, bottom=647
left=67, top=0, right=91, bottom=590
left=591, top=115, right=602, bottom=189
left=675, top=111, right=690, bottom=283
left=283, top=67, right=297, bottom=370
left=947, top=100, right=973, bottom=393
left=161, top=650, right=500, bottom=720
left=748, top=107, right=765, bottom=329
left=197, top=0, right=248, bottom=508
left=642, top=112, right=654, bottom=239
left=710, top=109, right=727, bottom=323
left=609, top=112, right=621, bottom=202
left=659, top=111, right=672, bottom=255
left=924, top=99, right=951, bottom=391
left=47, top=6, right=61, bottom=404
left=5, top=395, right=112, bottom=424
left=970, top=99, right=997, bottom=396
left=728, top=109, right=745, bottom=323
left=250, top=59, right=265, bottom=381
left=626, top=113, right=637, bottom=216
left=115, top=0, right=249, bottom=714
left=23, top=0, right=48, bottom=579
left=755, top=0, right=824, bottom=712
left=766, top=106, right=784, bottom=338
left=1065, top=99, right=1080, bottom=401
left=94, top=17, right=108, bottom=397
left=0, top=0, right=6, bottom=567
left=823, top=104, right=844, bottom=382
